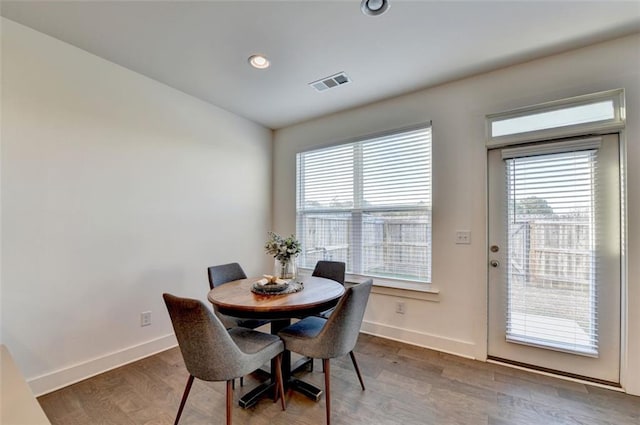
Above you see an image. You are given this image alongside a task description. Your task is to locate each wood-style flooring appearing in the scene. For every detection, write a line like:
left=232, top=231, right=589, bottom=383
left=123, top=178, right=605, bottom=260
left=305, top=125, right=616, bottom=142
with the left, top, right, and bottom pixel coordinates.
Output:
left=37, top=334, right=639, bottom=425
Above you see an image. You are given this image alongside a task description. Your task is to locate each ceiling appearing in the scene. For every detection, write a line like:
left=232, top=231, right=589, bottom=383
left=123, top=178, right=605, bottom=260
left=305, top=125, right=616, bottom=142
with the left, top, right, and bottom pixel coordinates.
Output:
left=2, top=1, right=639, bottom=129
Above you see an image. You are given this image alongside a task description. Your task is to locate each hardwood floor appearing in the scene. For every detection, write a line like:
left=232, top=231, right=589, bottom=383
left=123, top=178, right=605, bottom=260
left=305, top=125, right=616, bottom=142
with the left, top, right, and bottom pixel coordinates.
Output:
left=37, top=334, right=639, bottom=425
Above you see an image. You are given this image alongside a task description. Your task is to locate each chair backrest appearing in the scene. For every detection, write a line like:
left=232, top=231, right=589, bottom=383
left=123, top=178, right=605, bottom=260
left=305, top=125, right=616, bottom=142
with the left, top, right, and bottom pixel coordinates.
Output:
left=163, top=293, right=246, bottom=381
left=312, top=261, right=346, bottom=285
left=314, top=279, right=372, bottom=358
left=207, top=262, right=247, bottom=290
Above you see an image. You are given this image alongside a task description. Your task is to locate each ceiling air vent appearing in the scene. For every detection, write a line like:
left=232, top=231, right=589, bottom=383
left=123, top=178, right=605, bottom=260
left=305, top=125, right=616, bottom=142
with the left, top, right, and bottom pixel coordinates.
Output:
left=308, top=72, right=351, bottom=92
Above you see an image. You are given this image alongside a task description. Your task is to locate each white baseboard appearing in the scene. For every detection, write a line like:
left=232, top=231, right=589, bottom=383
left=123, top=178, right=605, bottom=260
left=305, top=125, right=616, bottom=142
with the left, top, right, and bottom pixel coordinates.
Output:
left=29, top=325, right=475, bottom=397
left=28, top=334, right=177, bottom=397
left=361, top=320, right=477, bottom=359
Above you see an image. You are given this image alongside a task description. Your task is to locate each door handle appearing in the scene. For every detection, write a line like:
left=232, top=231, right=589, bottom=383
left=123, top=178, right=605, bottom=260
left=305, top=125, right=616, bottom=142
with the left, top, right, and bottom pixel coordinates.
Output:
left=490, top=260, right=500, bottom=268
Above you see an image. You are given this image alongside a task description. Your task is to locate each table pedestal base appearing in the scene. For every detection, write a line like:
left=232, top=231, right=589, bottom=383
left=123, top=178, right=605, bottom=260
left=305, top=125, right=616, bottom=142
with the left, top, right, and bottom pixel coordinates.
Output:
left=289, top=378, right=323, bottom=401
left=238, top=357, right=322, bottom=408
left=238, top=382, right=274, bottom=409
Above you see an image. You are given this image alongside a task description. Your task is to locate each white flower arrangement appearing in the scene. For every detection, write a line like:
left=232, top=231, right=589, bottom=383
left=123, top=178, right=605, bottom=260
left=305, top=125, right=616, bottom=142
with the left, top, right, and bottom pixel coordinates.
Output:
left=264, top=232, right=301, bottom=262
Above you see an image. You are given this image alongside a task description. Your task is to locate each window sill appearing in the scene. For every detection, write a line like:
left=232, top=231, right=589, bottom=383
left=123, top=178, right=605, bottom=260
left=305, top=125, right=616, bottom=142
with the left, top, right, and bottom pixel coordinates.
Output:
left=298, top=269, right=440, bottom=302
left=350, top=276, right=439, bottom=302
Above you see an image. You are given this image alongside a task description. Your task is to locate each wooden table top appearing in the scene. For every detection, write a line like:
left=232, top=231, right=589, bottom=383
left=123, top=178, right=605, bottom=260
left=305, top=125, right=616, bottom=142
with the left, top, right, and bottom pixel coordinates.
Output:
left=207, top=276, right=345, bottom=319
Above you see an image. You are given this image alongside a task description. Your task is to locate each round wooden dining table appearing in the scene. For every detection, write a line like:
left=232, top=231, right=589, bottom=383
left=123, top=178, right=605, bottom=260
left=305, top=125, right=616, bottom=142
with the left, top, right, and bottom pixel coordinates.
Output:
left=207, top=275, right=345, bottom=408
left=207, top=275, right=345, bottom=320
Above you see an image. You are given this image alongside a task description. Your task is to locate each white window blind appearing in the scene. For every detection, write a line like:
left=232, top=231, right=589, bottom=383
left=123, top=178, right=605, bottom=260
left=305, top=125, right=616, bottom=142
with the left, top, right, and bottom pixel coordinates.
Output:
left=296, top=125, right=432, bottom=283
left=504, top=143, right=599, bottom=356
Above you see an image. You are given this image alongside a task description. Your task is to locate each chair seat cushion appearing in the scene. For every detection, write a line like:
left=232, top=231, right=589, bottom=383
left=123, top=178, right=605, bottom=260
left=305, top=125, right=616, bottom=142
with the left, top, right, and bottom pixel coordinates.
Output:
left=229, top=327, right=283, bottom=355
left=278, top=316, right=329, bottom=358
left=228, top=327, right=284, bottom=376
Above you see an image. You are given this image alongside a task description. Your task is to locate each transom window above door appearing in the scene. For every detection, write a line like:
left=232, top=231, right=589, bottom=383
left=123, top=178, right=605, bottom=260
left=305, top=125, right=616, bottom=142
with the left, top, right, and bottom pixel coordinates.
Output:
left=296, top=124, right=432, bottom=284
left=486, top=89, right=625, bottom=147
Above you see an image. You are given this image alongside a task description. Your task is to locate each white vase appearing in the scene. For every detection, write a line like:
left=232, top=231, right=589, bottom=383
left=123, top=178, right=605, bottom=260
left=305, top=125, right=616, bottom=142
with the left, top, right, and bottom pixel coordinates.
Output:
left=274, top=258, right=296, bottom=280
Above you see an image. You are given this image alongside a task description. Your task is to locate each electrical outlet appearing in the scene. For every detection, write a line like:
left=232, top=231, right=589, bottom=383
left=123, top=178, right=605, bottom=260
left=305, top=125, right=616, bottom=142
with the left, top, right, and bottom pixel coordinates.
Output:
left=455, top=230, right=471, bottom=244
left=141, top=311, right=152, bottom=327
left=395, top=302, right=405, bottom=314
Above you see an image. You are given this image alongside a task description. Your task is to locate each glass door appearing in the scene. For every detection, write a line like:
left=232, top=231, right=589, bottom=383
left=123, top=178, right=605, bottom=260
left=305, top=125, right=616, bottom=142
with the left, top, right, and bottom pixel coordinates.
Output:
left=487, top=135, right=621, bottom=384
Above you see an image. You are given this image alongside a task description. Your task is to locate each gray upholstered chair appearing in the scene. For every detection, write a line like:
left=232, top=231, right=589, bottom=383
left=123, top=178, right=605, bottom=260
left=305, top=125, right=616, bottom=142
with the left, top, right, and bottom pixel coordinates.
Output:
left=311, top=261, right=346, bottom=319
left=304, top=260, right=347, bottom=373
left=312, top=260, right=346, bottom=285
left=163, top=293, right=286, bottom=425
left=278, top=279, right=373, bottom=425
left=208, top=262, right=270, bottom=330
left=208, top=262, right=247, bottom=288
left=208, top=262, right=272, bottom=389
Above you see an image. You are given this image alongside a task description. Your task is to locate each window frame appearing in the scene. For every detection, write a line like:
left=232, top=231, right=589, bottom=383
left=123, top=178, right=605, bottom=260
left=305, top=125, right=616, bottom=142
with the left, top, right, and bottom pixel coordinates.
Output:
left=295, top=123, right=435, bottom=292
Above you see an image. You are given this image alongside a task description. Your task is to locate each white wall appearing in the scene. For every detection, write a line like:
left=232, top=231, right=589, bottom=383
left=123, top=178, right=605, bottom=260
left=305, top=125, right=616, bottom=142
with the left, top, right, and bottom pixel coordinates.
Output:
left=1, top=18, right=273, bottom=395
left=273, top=33, right=640, bottom=395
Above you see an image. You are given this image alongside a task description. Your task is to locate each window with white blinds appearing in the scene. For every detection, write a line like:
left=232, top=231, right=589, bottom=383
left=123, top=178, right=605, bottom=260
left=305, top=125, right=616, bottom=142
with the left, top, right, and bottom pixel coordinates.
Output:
left=503, top=141, right=599, bottom=356
left=296, top=125, right=432, bottom=283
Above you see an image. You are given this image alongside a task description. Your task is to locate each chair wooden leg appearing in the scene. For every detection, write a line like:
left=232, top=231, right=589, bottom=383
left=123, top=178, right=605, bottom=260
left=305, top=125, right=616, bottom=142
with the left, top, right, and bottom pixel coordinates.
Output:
left=273, top=353, right=286, bottom=410
left=349, top=351, right=365, bottom=391
left=226, top=380, right=233, bottom=425
left=174, top=375, right=194, bottom=425
left=240, top=376, right=244, bottom=387
left=323, top=359, right=331, bottom=425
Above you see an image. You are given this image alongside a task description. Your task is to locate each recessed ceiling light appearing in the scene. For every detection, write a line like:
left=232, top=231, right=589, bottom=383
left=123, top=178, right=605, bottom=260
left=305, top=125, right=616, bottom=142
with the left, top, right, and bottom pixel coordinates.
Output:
left=361, top=0, right=390, bottom=16
left=248, top=54, right=270, bottom=69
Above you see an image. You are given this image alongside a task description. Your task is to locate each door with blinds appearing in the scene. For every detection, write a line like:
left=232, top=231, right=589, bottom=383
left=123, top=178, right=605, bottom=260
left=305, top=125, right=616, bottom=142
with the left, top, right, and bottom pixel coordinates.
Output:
left=487, top=135, right=621, bottom=384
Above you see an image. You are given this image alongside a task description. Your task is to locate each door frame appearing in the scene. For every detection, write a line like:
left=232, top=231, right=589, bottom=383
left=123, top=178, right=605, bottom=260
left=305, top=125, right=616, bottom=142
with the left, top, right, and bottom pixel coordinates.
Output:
left=483, top=89, right=628, bottom=388
left=486, top=135, right=622, bottom=384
